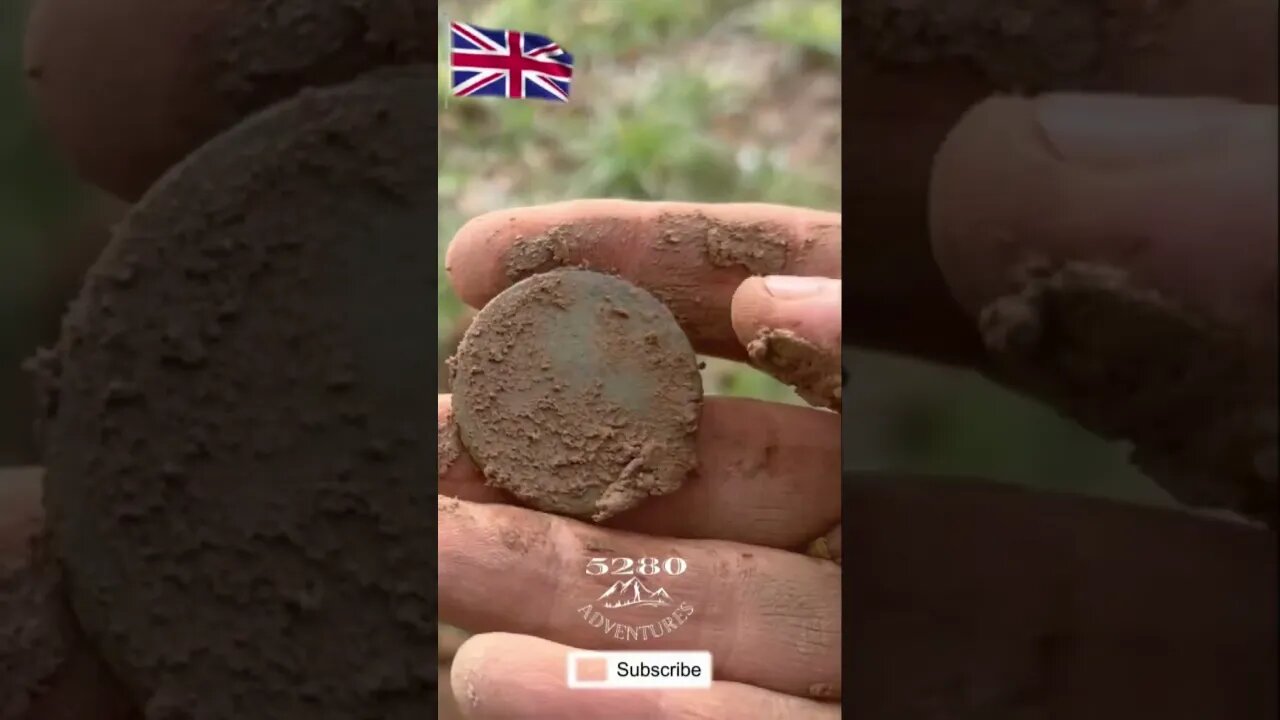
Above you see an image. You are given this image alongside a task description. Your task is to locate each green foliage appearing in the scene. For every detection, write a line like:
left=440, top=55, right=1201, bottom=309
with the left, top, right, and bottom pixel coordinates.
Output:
left=1, top=0, right=1161, bottom=502
left=0, top=3, right=84, bottom=306
left=749, top=0, right=842, bottom=58
left=438, top=0, right=842, bottom=406
left=450, top=0, right=740, bottom=56
left=437, top=1, right=1161, bottom=503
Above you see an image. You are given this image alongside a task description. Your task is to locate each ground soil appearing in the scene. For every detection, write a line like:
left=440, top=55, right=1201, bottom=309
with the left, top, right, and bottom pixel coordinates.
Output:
left=450, top=269, right=702, bottom=522
left=36, top=69, right=437, bottom=719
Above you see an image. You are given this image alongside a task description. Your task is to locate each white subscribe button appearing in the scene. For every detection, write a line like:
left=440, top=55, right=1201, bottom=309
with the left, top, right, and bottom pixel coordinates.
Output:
left=567, top=650, right=713, bottom=689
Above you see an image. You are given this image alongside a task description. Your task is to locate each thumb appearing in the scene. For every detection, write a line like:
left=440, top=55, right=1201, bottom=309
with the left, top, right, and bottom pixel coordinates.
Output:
left=731, top=276, right=842, bottom=411
left=929, top=93, right=1277, bottom=526
left=931, top=94, right=1277, bottom=340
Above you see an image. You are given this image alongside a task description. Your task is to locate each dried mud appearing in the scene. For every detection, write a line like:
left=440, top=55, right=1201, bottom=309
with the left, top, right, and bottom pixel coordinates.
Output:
left=211, top=0, right=433, bottom=117
left=747, top=329, right=842, bottom=411
left=502, top=211, right=799, bottom=357
left=980, top=260, right=1277, bottom=526
left=503, top=212, right=792, bottom=283
left=37, top=70, right=437, bottom=718
left=675, top=213, right=791, bottom=276
left=805, top=526, right=843, bottom=567
left=451, top=270, right=702, bottom=522
left=437, top=409, right=462, bottom=479
left=1, top=533, right=67, bottom=720
left=0, top=471, right=138, bottom=720
left=849, top=0, right=1184, bottom=90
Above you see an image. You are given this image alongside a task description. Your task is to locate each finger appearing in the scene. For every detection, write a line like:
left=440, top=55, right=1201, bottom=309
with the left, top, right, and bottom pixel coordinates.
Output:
left=843, top=474, right=1276, bottom=717
left=932, top=94, right=1277, bottom=344
left=848, top=0, right=1276, bottom=368
left=438, top=395, right=841, bottom=550
left=930, top=94, right=1278, bottom=526
left=445, top=200, right=840, bottom=360
left=0, top=468, right=140, bottom=720
left=731, top=276, right=842, bottom=410
left=438, top=496, right=842, bottom=700
left=449, top=632, right=840, bottom=720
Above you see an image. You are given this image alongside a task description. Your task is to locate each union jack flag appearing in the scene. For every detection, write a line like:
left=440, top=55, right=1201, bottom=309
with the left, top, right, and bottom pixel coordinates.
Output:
left=449, top=22, right=574, bottom=103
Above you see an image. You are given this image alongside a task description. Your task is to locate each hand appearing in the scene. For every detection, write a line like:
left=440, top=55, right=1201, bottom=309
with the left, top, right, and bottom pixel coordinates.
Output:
left=439, top=200, right=844, bottom=719
left=933, top=93, right=1277, bottom=524
left=438, top=90, right=1279, bottom=718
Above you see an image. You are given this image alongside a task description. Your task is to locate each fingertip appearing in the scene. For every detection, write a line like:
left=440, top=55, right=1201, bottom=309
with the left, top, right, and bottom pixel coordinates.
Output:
left=930, top=93, right=1278, bottom=335
left=448, top=643, right=479, bottom=716
left=449, top=632, right=502, bottom=714
left=446, top=210, right=512, bottom=309
left=730, top=276, right=772, bottom=348
left=730, top=275, right=843, bottom=353
left=928, top=95, right=1041, bottom=313
left=930, top=93, right=1278, bottom=523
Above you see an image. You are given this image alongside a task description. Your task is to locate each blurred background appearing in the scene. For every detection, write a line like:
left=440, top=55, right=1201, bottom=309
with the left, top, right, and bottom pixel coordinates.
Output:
left=0, top=0, right=1166, bottom=499
left=435, top=0, right=1165, bottom=507
left=1, top=0, right=128, bottom=466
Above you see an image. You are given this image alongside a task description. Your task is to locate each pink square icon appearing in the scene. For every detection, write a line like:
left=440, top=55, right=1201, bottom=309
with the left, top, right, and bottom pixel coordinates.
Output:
left=575, top=656, right=608, bottom=682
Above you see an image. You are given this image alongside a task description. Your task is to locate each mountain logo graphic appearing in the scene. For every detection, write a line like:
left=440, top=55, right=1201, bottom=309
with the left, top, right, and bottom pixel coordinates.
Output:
left=595, top=578, right=675, bottom=609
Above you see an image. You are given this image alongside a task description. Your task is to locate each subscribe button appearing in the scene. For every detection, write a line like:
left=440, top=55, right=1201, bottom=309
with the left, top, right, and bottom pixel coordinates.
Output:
left=567, top=650, right=713, bottom=689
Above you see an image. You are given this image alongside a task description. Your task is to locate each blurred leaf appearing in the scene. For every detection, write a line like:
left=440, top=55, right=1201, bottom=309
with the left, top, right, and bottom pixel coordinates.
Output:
left=749, top=0, right=842, bottom=58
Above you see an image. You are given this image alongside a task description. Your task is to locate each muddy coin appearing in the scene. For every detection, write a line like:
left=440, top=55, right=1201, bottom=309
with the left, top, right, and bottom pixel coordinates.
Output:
left=38, top=69, right=437, bottom=719
left=450, top=269, right=702, bottom=522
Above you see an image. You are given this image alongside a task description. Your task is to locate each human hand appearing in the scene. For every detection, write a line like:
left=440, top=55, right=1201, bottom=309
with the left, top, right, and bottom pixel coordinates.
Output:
left=844, top=90, right=1274, bottom=717
left=438, top=89, right=1278, bottom=718
left=931, top=93, right=1277, bottom=524
left=438, top=200, right=844, bottom=718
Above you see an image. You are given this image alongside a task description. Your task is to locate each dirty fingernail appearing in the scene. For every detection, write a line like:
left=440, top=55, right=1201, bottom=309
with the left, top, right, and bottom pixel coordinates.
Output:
left=763, top=275, right=829, bottom=299
left=1036, top=94, right=1219, bottom=165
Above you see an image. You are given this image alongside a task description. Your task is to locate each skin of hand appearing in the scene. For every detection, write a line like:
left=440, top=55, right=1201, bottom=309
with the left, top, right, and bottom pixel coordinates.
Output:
left=440, top=201, right=845, bottom=719
left=438, top=92, right=1276, bottom=717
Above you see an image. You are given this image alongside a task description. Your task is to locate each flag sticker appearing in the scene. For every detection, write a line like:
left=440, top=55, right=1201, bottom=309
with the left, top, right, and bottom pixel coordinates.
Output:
left=449, top=22, right=574, bottom=102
